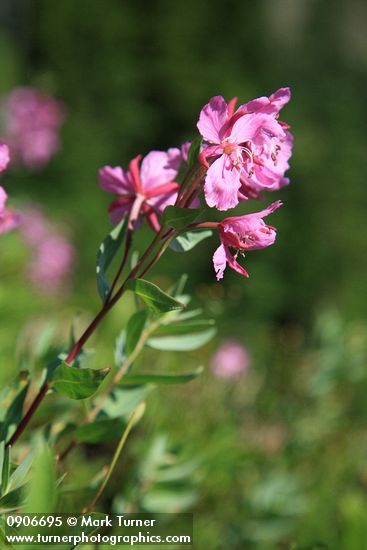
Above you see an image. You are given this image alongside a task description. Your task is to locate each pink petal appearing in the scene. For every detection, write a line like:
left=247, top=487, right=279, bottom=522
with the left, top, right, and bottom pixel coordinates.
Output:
left=213, top=244, right=227, bottom=281
left=99, top=166, right=132, bottom=194
left=238, top=87, right=291, bottom=116
left=230, top=113, right=281, bottom=144
left=0, top=186, right=7, bottom=212
left=0, top=144, right=10, bottom=172
left=204, top=155, right=241, bottom=211
left=226, top=249, right=249, bottom=278
left=140, top=150, right=180, bottom=189
left=197, top=96, right=228, bottom=144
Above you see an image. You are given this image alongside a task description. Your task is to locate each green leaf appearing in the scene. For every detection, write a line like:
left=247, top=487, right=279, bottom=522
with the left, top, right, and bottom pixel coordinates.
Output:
left=0, top=445, right=10, bottom=495
left=170, top=230, right=213, bottom=253
left=50, top=363, right=110, bottom=400
left=125, top=310, right=149, bottom=356
left=126, top=279, right=184, bottom=314
left=147, top=328, right=216, bottom=351
left=7, top=450, right=34, bottom=492
left=120, top=367, right=203, bottom=386
left=75, top=418, right=126, bottom=444
left=187, top=136, right=203, bottom=166
left=162, top=206, right=202, bottom=229
left=102, top=386, right=151, bottom=419
left=24, top=444, right=56, bottom=514
left=0, top=383, right=29, bottom=442
left=154, top=319, right=215, bottom=336
left=0, top=486, right=26, bottom=513
left=96, top=216, right=128, bottom=303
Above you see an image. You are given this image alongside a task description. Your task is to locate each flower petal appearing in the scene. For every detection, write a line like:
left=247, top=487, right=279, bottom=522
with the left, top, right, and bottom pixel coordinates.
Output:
left=230, top=113, right=281, bottom=144
left=99, top=166, right=132, bottom=194
left=140, top=150, right=180, bottom=189
left=204, top=155, right=241, bottom=211
left=213, top=244, right=227, bottom=281
left=197, top=96, right=228, bottom=144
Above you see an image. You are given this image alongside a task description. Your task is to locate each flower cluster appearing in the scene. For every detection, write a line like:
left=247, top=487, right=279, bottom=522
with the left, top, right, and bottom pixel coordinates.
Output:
left=0, top=144, right=19, bottom=235
left=210, top=339, right=250, bottom=379
left=20, top=206, right=75, bottom=294
left=1, top=87, right=65, bottom=169
left=100, top=88, right=293, bottom=280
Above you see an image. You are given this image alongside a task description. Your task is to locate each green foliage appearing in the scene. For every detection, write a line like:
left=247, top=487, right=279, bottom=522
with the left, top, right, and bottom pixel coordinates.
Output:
left=162, top=206, right=202, bottom=229
left=120, top=367, right=204, bottom=386
left=75, top=418, right=126, bottom=444
left=0, top=374, right=29, bottom=442
left=96, top=217, right=128, bottom=303
left=125, top=309, right=149, bottom=356
left=50, top=362, right=110, bottom=400
left=169, top=230, right=213, bottom=252
left=125, top=278, right=184, bottom=313
left=187, top=137, right=203, bottom=166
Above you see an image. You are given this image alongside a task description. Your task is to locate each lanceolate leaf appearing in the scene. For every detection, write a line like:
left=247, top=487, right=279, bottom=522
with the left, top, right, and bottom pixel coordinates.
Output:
left=96, top=216, right=128, bottom=303
left=0, top=383, right=29, bottom=442
left=170, top=230, right=213, bottom=253
left=75, top=418, right=126, bottom=444
left=126, top=279, right=184, bottom=314
left=154, top=319, right=215, bottom=336
left=50, top=363, right=110, bottom=400
left=120, top=367, right=204, bottom=386
left=162, top=206, right=202, bottom=229
left=147, top=328, right=216, bottom=351
left=125, top=310, right=149, bottom=356
left=187, top=136, right=203, bottom=166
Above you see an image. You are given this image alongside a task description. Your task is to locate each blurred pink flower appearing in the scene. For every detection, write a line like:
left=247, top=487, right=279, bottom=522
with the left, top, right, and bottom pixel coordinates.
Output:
left=0, top=185, right=20, bottom=235
left=28, top=235, right=75, bottom=294
left=0, top=143, right=10, bottom=172
left=210, top=339, right=250, bottom=378
left=197, top=89, right=292, bottom=210
left=99, top=148, right=182, bottom=231
left=20, top=206, right=75, bottom=294
left=213, top=200, right=282, bottom=280
left=2, top=87, right=65, bottom=169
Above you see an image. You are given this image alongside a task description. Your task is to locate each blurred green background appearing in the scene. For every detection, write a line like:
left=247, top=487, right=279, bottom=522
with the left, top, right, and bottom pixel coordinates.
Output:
left=1, top=0, right=367, bottom=548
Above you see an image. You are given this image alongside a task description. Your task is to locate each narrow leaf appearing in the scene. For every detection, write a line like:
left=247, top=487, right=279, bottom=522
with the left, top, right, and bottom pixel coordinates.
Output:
left=147, top=328, right=216, bottom=351
left=125, top=310, right=149, bottom=356
left=120, top=367, right=204, bottom=386
left=154, top=319, right=215, bottom=336
left=126, top=279, right=184, bottom=314
left=170, top=230, right=213, bottom=253
left=1, top=446, right=10, bottom=494
left=0, top=383, right=29, bottom=442
left=162, top=206, right=202, bottom=229
left=51, top=363, right=110, bottom=400
left=187, top=136, right=203, bottom=166
left=96, top=217, right=128, bottom=303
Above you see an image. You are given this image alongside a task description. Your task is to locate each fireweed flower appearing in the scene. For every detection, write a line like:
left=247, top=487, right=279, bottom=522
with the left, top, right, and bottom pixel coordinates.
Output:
left=0, top=186, right=20, bottom=235
left=19, top=206, right=75, bottom=294
left=99, top=149, right=183, bottom=231
left=2, top=87, right=65, bottom=169
left=213, top=200, right=282, bottom=280
left=197, top=89, right=292, bottom=210
left=0, top=143, right=10, bottom=172
left=210, top=339, right=250, bottom=379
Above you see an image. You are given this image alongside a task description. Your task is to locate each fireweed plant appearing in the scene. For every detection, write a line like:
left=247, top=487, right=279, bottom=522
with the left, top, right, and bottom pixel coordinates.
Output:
left=0, top=88, right=292, bottom=515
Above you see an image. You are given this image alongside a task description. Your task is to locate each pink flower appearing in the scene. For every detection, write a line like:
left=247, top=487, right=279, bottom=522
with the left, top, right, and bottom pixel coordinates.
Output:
left=210, top=339, right=250, bottom=379
left=2, top=87, right=65, bottom=169
left=29, top=235, right=75, bottom=295
left=0, top=144, right=10, bottom=172
left=19, top=205, right=75, bottom=294
left=213, top=200, right=282, bottom=280
left=99, top=148, right=182, bottom=231
left=0, top=186, right=20, bottom=235
left=197, top=89, right=292, bottom=210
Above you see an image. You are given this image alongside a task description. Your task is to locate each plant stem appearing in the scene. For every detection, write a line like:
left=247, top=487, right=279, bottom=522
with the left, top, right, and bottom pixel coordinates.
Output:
left=8, top=226, right=169, bottom=450
left=82, top=404, right=143, bottom=513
